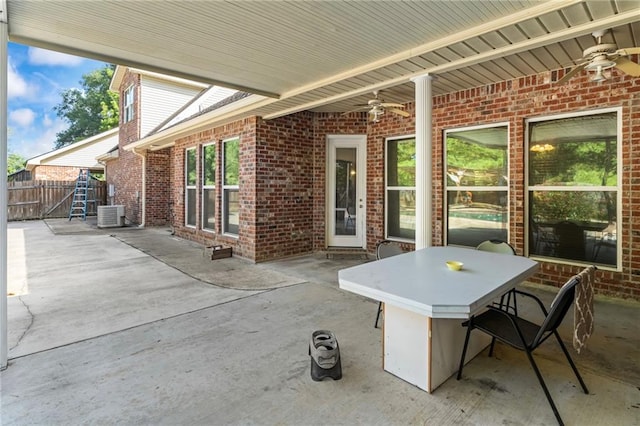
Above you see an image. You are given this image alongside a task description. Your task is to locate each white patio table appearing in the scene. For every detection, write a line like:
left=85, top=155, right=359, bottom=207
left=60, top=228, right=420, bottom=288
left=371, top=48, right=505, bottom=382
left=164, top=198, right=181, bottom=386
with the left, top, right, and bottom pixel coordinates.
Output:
left=338, top=245, right=539, bottom=392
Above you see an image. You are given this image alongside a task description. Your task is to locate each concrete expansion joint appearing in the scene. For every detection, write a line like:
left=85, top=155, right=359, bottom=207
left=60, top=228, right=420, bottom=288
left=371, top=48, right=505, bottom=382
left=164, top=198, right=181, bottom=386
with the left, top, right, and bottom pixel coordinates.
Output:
left=11, top=296, right=35, bottom=352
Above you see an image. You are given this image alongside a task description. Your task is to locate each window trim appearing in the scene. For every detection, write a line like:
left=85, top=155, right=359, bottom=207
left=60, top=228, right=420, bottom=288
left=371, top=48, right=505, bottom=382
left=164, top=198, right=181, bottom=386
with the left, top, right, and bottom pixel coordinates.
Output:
left=123, top=85, right=134, bottom=123
left=385, top=134, right=416, bottom=243
left=201, top=142, right=216, bottom=232
left=443, top=122, right=510, bottom=247
left=525, top=107, right=622, bottom=270
left=222, top=137, right=240, bottom=237
left=185, top=147, right=197, bottom=228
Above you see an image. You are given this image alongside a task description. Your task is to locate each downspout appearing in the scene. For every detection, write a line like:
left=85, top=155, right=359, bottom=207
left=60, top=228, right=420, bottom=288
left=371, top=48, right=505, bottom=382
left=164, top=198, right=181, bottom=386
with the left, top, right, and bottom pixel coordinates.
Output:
left=133, top=148, right=146, bottom=227
left=1, top=3, right=8, bottom=370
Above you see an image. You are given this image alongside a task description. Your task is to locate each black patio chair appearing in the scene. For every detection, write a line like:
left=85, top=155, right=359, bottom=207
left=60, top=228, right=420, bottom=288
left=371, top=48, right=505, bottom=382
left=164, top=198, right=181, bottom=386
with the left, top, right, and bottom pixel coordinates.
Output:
left=456, top=272, right=589, bottom=426
left=374, top=240, right=404, bottom=329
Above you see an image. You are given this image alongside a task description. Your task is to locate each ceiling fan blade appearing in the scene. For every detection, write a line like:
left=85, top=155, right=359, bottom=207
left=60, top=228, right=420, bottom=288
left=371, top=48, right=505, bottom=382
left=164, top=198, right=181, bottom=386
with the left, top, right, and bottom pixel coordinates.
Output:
left=616, top=47, right=640, bottom=55
left=387, top=108, right=410, bottom=117
left=614, top=56, right=640, bottom=77
left=556, top=63, right=588, bottom=84
left=380, top=102, right=404, bottom=108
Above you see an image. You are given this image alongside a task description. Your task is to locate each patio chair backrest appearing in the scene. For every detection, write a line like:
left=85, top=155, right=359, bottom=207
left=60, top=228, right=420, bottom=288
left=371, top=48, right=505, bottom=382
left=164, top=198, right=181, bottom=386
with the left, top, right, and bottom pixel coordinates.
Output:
left=376, top=240, right=403, bottom=260
left=476, top=239, right=516, bottom=255
left=533, top=275, right=580, bottom=347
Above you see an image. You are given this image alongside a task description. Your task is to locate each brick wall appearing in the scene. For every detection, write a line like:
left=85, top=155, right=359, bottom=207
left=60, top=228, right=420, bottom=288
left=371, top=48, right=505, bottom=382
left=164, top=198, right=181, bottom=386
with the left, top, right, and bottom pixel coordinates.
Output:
left=145, top=148, right=172, bottom=226
left=32, top=165, right=82, bottom=181
left=253, top=113, right=315, bottom=261
left=109, top=70, right=143, bottom=225
left=171, top=118, right=258, bottom=259
left=368, top=68, right=639, bottom=298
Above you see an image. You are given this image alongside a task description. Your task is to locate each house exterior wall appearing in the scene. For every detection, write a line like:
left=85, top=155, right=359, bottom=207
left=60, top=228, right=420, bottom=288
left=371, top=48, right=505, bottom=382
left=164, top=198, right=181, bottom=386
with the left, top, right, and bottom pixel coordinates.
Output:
left=366, top=71, right=639, bottom=299
left=145, top=148, right=172, bottom=226
left=253, top=113, right=315, bottom=261
left=114, top=66, right=639, bottom=300
left=111, top=70, right=143, bottom=224
left=171, top=118, right=258, bottom=259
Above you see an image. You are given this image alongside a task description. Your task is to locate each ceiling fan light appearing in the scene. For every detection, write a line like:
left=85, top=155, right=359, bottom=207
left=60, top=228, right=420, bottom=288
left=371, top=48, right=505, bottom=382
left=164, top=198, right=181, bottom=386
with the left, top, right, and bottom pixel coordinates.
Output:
left=590, top=66, right=608, bottom=82
left=584, top=55, right=616, bottom=71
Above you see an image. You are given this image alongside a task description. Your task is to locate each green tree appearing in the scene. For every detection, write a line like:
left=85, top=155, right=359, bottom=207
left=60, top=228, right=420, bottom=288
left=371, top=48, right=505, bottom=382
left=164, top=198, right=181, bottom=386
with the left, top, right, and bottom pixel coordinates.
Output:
left=54, top=64, right=119, bottom=148
left=8, top=152, right=26, bottom=175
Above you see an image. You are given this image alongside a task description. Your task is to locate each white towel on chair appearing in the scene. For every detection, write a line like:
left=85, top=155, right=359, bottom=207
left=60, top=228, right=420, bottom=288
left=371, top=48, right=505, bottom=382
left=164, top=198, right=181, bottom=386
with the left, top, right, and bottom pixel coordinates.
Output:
left=573, top=265, right=596, bottom=354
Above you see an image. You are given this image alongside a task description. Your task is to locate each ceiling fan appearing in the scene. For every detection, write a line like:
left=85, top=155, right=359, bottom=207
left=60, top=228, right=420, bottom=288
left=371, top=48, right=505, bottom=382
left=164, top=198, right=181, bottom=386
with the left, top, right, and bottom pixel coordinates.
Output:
left=557, top=30, right=640, bottom=84
left=345, top=90, right=410, bottom=122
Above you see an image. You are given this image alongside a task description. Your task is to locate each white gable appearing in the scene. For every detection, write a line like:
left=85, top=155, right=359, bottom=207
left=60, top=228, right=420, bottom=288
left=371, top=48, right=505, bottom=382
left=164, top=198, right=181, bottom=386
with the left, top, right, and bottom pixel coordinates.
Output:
left=140, top=76, right=204, bottom=137
left=26, top=128, right=119, bottom=170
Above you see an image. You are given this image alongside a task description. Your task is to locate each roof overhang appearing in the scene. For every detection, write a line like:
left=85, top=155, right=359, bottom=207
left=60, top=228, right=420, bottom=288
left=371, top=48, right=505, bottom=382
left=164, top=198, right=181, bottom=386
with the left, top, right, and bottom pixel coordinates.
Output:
left=6, top=1, right=640, bottom=152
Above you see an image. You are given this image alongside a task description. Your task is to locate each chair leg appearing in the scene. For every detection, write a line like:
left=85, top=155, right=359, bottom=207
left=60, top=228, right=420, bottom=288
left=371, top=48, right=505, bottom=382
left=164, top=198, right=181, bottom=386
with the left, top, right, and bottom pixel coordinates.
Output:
left=553, top=331, right=589, bottom=394
left=374, top=302, right=383, bottom=329
left=488, top=336, right=497, bottom=357
left=456, top=321, right=473, bottom=380
left=524, top=349, right=564, bottom=426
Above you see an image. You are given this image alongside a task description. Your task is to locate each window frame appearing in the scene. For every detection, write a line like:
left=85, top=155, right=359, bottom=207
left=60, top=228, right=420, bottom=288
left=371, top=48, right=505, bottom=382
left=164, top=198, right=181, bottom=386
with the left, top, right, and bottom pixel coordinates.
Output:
left=443, top=122, right=510, bottom=248
left=222, top=137, right=240, bottom=237
left=385, top=134, right=416, bottom=242
left=201, top=142, right=216, bottom=232
left=525, top=107, right=622, bottom=269
left=185, top=147, right=197, bottom=228
left=123, top=85, right=134, bottom=123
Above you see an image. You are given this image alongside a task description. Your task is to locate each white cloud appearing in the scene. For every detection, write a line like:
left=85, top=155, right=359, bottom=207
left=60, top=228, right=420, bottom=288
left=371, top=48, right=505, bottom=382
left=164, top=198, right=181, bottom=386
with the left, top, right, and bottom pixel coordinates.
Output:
left=43, top=114, right=54, bottom=127
left=7, top=57, right=29, bottom=98
left=9, top=108, right=37, bottom=127
left=28, top=47, right=85, bottom=66
left=8, top=118, right=68, bottom=159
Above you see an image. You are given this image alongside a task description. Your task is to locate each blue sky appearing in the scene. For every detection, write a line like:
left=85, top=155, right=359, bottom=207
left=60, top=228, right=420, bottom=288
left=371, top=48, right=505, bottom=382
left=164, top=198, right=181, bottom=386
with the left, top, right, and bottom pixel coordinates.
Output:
left=8, top=42, right=107, bottom=160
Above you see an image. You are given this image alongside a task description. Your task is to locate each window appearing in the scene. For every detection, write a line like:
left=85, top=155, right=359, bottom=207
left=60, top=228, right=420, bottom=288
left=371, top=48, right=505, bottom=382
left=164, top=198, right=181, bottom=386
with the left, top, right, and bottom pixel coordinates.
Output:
left=222, top=138, right=240, bottom=236
left=185, top=148, right=197, bottom=227
left=202, top=143, right=216, bottom=231
left=527, top=109, right=619, bottom=267
left=123, top=85, right=134, bottom=123
left=445, top=124, right=509, bottom=247
left=386, top=136, right=415, bottom=241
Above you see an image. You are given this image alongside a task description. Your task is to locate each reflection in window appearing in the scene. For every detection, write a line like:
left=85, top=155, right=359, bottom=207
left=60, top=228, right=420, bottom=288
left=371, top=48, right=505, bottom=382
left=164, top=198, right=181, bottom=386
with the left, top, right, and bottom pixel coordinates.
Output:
left=185, top=148, right=197, bottom=227
left=527, top=110, right=619, bottom=267
left=334, top=149, right=357, bottom=236
left=445, top=125, right=508, bottom=247
left=223, top=138, right=240, bottom=236
left=202, top=143, right=216, bottom=231
left=386, top=137, right=415, bottom=241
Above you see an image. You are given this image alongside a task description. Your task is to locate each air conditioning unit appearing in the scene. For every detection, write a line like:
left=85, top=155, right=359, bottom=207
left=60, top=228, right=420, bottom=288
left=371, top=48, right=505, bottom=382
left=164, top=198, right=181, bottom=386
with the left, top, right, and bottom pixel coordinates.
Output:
left=97, top=205, right=125, bottom=228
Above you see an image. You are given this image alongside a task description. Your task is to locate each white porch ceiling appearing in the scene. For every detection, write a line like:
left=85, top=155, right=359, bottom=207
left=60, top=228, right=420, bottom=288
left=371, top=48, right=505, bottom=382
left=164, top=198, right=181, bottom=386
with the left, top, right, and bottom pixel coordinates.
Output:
left=6, top=0, right=640, bottom=133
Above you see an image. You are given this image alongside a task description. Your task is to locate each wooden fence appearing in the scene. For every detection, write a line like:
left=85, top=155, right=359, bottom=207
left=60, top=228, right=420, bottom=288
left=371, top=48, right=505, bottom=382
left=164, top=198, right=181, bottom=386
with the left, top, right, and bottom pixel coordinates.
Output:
left=8, top=179, right=107, bottom=221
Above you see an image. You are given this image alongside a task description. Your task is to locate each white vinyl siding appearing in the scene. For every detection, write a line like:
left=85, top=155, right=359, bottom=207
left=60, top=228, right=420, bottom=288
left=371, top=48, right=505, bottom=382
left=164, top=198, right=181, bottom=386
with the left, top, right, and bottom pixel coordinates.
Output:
left=139, top=76, right=202, bottom=137
left=28, top=129, right=118, bottom=169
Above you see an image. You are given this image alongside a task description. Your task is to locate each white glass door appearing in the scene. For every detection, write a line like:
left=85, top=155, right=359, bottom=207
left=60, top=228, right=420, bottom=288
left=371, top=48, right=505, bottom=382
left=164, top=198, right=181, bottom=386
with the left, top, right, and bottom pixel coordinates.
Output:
left=327, top=135, right=366, bottom=248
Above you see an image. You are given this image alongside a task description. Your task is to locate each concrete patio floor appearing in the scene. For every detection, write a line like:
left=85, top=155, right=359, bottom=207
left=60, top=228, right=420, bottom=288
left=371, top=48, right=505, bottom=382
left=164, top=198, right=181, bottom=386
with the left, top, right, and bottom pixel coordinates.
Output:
left=3, top=219, right=639, bottom=425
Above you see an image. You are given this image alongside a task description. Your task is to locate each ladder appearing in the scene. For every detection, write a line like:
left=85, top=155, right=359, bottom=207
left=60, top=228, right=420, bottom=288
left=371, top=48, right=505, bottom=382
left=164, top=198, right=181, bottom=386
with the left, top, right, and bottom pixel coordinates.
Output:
left=69, top=169, right=92, bottom=221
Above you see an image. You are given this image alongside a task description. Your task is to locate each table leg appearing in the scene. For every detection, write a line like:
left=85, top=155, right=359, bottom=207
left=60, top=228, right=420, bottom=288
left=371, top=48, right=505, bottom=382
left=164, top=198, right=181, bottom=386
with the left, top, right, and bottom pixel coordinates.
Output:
left=383, top=304, right=491, bottom=392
